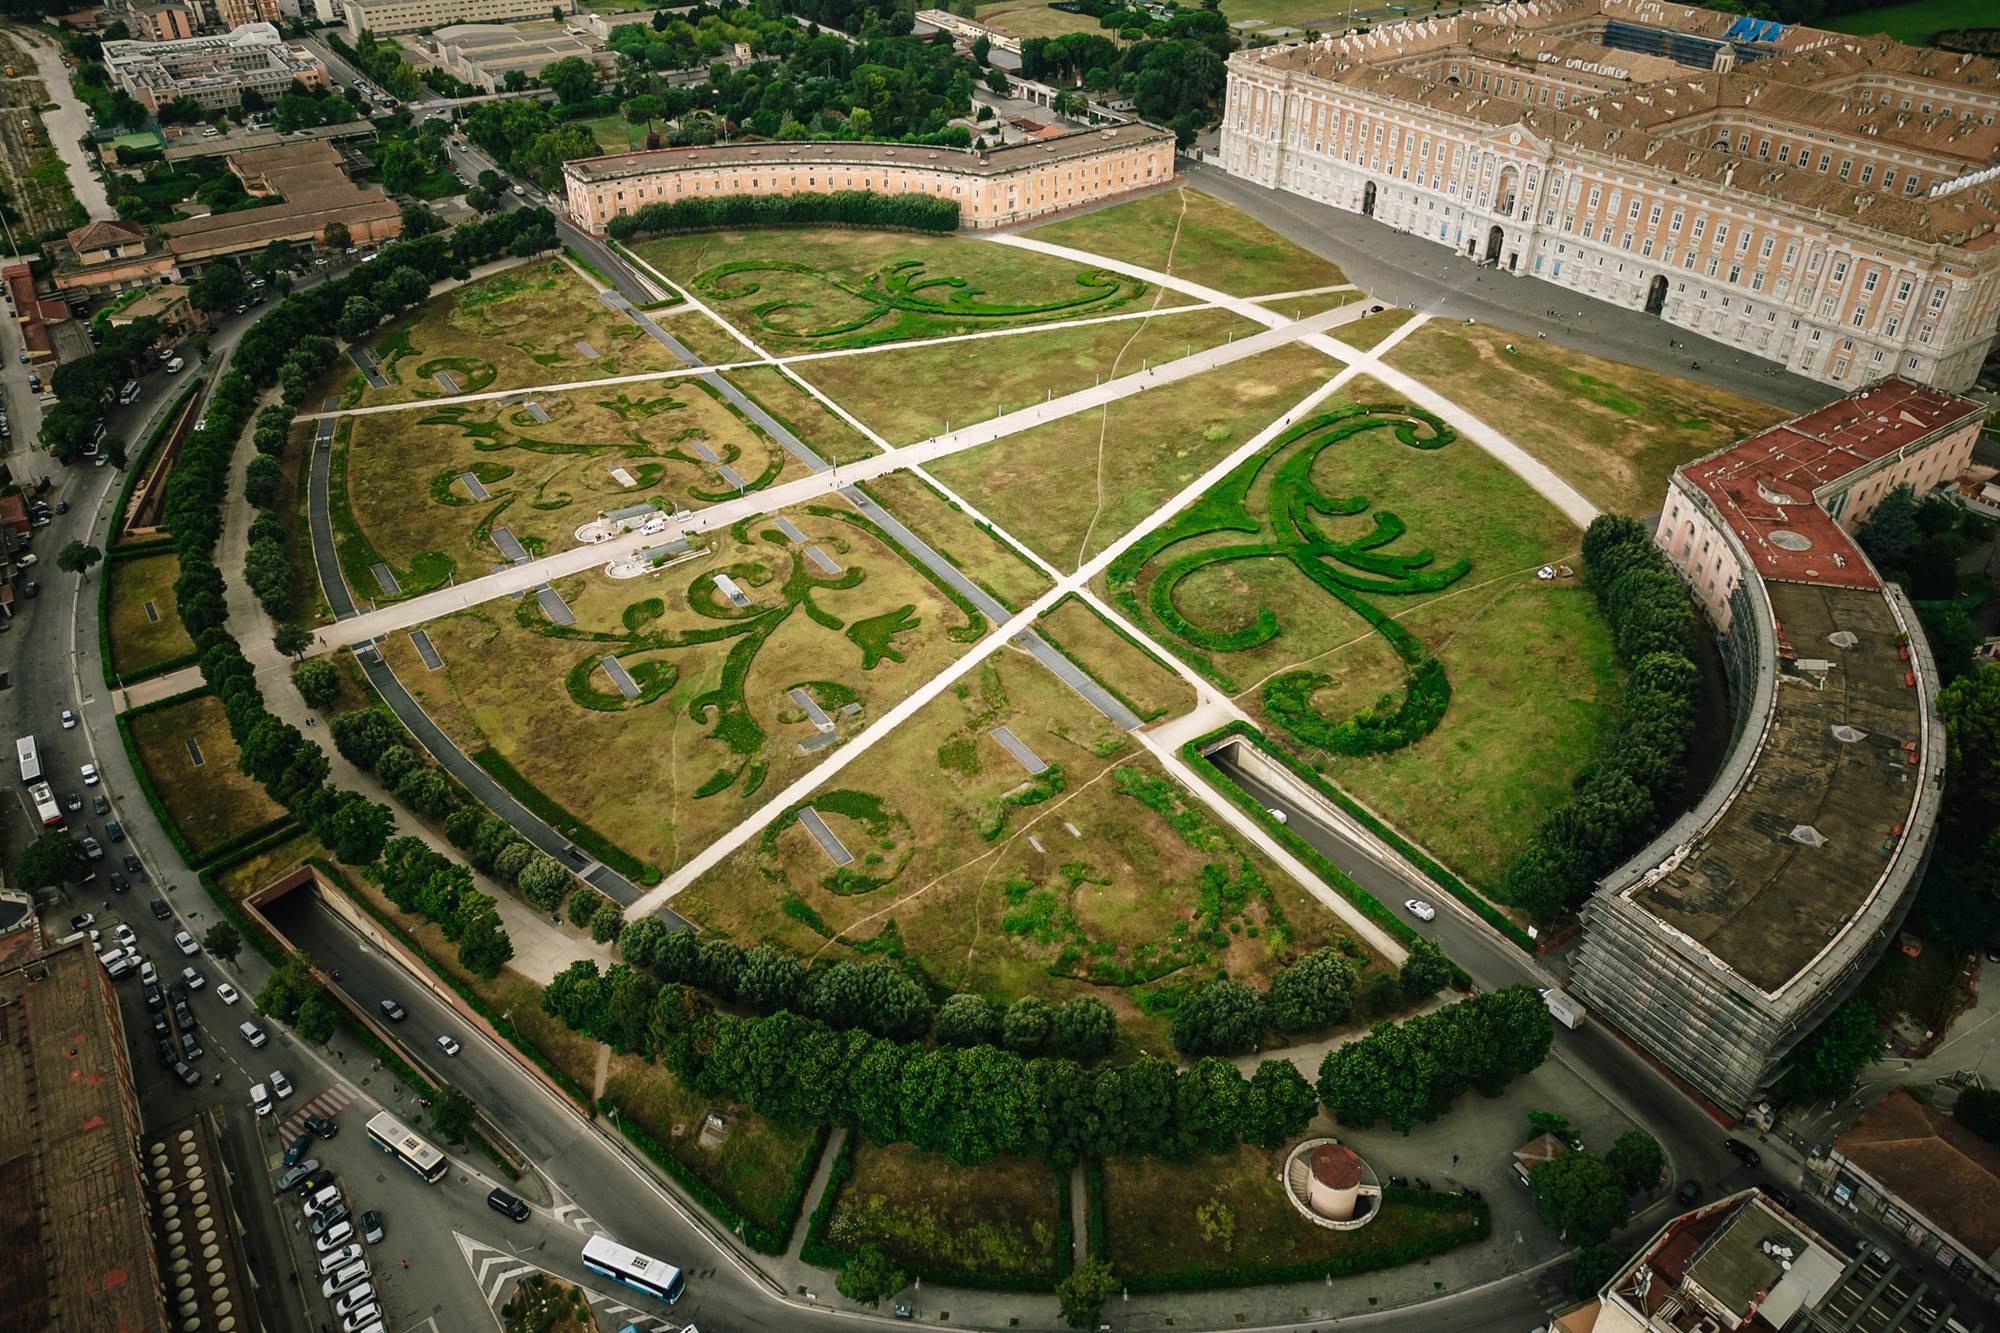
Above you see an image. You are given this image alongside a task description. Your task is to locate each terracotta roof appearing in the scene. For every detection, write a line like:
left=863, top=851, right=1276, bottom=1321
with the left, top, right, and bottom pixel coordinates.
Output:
left=1836, top=1088, right=2000, bottom=1259
left=1310, top=1142, right=1361, bottom=1189
left=1514, top=1132, right=1573, bottom=1173
left=65, top=218, right=148, bottom=252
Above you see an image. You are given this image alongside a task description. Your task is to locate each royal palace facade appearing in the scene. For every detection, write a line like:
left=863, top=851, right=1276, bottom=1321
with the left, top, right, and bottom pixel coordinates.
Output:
left=1221, top=0, right=2000, bottom=391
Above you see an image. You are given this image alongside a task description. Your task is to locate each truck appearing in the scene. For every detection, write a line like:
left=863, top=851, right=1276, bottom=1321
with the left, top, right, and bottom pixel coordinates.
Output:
left=28, top=780, right=63, bottom=830
left=1540, top=986, right=1587, bottom=1030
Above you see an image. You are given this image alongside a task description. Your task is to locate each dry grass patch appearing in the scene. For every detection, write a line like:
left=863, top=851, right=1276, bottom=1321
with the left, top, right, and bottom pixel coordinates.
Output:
left=211, top=832, right=326, bottom=903
left=861, top=469, right=1052, bottom=611
left=1029, top=185, right=1346, bottom=296
left=387, top=499, right=982, bottom=877
left=1386, top=321, right=1791, bottom=513
left=974, top=0, right=1114, bottom=38
left=928, top=343, right=1339, bottom=571
left=360, top=260, right=684, bottom=407
left=107, top=552, right=195, bottom=679
left=801, top=303, right=1259, bottom=446
left=128, top=694, right=288, bottom=857
left=828, top=1141, right=1064, bottom=1278
left=676, top=650, right=1387, bottom=1052
left=1334, top=307, right=1415, bottom=352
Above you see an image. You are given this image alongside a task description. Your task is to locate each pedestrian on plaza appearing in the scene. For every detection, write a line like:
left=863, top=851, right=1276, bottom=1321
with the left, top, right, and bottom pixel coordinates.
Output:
left=400, top=1258, right=409, bottom=1270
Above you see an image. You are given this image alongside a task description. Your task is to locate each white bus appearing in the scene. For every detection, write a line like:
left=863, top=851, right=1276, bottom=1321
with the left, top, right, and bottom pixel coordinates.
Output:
left=581, top=1234, right=685, bottom=1304
left=16, top=735, right=40, bottom=783
left=364, top=1111, right=447, bottom=1183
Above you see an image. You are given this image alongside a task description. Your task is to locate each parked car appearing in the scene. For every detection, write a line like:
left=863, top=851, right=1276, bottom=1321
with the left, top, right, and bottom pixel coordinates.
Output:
left=340, top=1304, right=381, bottom=1333
left=109, top=872, right=131, bottom=893
left=172, top=1061, right=200, bottom=1087
left=93, top=793, right=109, bottom=816
left=124, top=853, right=143, bottom=875
left=334, top=1285, right=376, bottom=1319
left=358, top=1209, right=383, bottom=1244
left=270, top=1070, right=294, bottom=1099
left=112, top=924, right=136, bottom=948
left=315, top=1220, right=354, bottom=1253
left=305, top=1113, right=339, bottom=1139
left=486, top=1188, right=530, bottom=1222
left=143, top=982, right=163, bottom=1011
left=59, top=709, right=76, bottom=729
left=81, top=836, right=103, bottom=860
left=1678, top=1179, right=1701, bottom=1204
left=309, top=1204, right=350, bottom=1238
left=106, top=819, right=124, bottom=842
left=178, top=1031, right=203, bottom=1061
left=283, top=1133, right=313, bottom=1167
left=275, top=1161, right=318, bottom=1192
left=149, top=897, right=170, bottom=920
left=69, top=912, right=95, bottom=932
left=1723, top=1138, right=1762, bottom=1169
left=317, top=1244, right=364, bottom=1276
left=1404, top=898, right=1437, bottom=921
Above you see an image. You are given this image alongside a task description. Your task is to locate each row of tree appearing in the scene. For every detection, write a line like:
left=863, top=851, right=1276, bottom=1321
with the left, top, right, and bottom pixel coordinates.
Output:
left=326, top=705, right=585, bottom=911
left=1501, top=515, right=1702, bottom=923
left=1317, top=986, right=1555, bottom=1132
left=604, top=189, right=959, bottom=241
left=374, top=836, right=515, bottom=977
left=1169, top=937, right=1454, bottom=1056
left=1854, top=482, right=1985, bottom=683
left=548, top=959, right=1322, bottom=1168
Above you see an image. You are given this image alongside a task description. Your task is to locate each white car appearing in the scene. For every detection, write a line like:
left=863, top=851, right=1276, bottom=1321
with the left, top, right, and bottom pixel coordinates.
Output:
left=113, top=924, right=137, bottom=948
left=60, top=709, right=76, bottom=729
left=216, top=982, right=240, bottom=1005
left=80, top=762, right=99, bottom=785
left=334, top=1285, right=376, bottom=1319
left=270, top=1069, right=294, bottom=1099
left=340, top=1304, right=381, bottom=1333
left=181, top=966, right=205, bottom=989
left=315, top=1220, right=354, bottom=1252
left=174, top=931, right=199, bottom=956
left=317, top=1243, right=363, bottom=1276
left=1404, top=899, right=1437, bottom=922
left=436, top=1034, right=460, bottom=1057
left=1266, top=807, right=1288, bottom=824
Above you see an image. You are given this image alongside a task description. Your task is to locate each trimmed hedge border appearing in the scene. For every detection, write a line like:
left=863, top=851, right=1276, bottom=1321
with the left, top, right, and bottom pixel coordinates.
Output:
left=1112, top=1186, right=1491, bottom=1292
left=303, top=856, right=594, bottom=1110
left=1180, top=721, right=1474, bottom=986
left=1201, top=720, right=1533, bottom=952
left=600, top=1098, right=827, bottom=1255
left=798, top=1133, right=1069, bottom=1292
left=470, top=746, right=661, bottom=884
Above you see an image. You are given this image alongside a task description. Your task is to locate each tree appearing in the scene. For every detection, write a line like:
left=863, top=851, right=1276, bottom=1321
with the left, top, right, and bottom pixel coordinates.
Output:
left=1056, top=1258, right=1117, bottom=1330
left=568, top=885, right=603, bottom=927
left=296, top=991, right=343, bottom=1043
left=244, top=454, right=283, bottom=507
left=203, top=921, right=244, bottom=964
left=323, top=220, right=351, bottom=251
left=516, top=853, right=572, bottom=909
left=256, top=950, right=322, bottom=1023
left=1266, top=947, right=1356, bottom=1032
left=430, top=1084, right=476, bottom=1142
left=293, top=658, right=340, bottom=709
left=1051, top=996, right=1117, bottom=1061
left=1571, top=1243, right=1628, bottom=1298
left=590, top=908, right=623, bottom=944
left=1778, top=996, right=1879, bottom=1102
left=56, top=540, right=102, bottom=582
left=189, top=260, right=249, bottom=314
left=1603, top=1129, right=1664, bottom=1196
left=1917, top=602, right=1979, bottom=685
left=936, top=992, right=1002, bottom=1047
left=1238, top=1058, right=1318, bottom=1148
left=1939, top=665, right=2000, bottom=837
left=458, top=907, right=515, bottom=978
left=15, top=832, right=88, bottom=890
left=1170, top=977, right=1266, bottom=1055
left=1856, top=484, right=1918, bottom=572
left=315, top=790, right=395, bottom=865
left=1529, top=1152, right=1630, bottom=1246
left=541, top=55, right=599, bottom=105
left=834, top=1243, right=906, bottom=1306
left=336, top=295, right=380, bottom=341
left=1002, top=994, right=1055, bottom=1053
left=274, top=622, right=312, bottom=660
left=1907, top=534, right=1962, bottom=601
left=1400, top=935, right=1453, bottom=1002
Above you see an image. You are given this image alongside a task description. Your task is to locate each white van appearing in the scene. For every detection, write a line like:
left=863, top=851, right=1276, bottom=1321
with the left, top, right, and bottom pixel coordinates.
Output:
left=165, top=357, right=185, bottom=374
left=250, top=1083, right=272, bottom=1117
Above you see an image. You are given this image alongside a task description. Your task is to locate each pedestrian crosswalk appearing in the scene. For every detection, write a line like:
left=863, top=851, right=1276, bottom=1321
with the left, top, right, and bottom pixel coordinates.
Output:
left=278, top=1082, right=358, bottom=1140
left=452, top=1234, right=680, bottom=1332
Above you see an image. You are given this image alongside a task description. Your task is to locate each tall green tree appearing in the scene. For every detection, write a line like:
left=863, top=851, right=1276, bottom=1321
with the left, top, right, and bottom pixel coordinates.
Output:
left=1778, top=996, right=1879, bottom=1102
left=1856, top=484, right=1918, bottom=572
left=1529, top=1152, right=1630, bottom=1246
left=1056, top=1258, right=1117, bottom=1331
left=202, top=921, right=243, bottom=964
left=834, top=1244, right=905, bottom=1306
left=16, top=832, right=88, bottom=890
left=430, top=1085, right=476, bottom=1141
left=56, top=541, right=102, bottom=581
left=1603, top=1129, right=1664, bottom=1196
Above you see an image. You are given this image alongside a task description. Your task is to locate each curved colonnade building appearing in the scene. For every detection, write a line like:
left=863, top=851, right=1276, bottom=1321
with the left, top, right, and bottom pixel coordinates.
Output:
left=1220, top=0, right=2000, bottom=392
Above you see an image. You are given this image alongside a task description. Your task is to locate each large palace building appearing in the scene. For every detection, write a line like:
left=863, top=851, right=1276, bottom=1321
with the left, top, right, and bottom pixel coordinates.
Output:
left=1572, top=377, right=1982, bottom=1116
left=563, top=123, right=1176, bottom=234
left=1220, top=0, right=2000, bottom=392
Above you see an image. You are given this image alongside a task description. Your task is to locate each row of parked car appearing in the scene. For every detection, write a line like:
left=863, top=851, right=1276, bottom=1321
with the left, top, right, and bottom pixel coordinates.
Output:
left=296, top=1165, right=388, bottom=1333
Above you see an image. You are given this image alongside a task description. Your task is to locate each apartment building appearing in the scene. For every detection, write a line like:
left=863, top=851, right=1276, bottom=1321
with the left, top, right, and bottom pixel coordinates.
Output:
left=129, top=2, right=198, bottom=42
left=343, top=0, right=573, bottom=39
left=1571, top=378, right=1983, bottom=1117
left=563, top=123, right=1177, bottom=233
left=1221, top=0, right=2000, bottom=392
left=102, top=22, right=329, bottom=112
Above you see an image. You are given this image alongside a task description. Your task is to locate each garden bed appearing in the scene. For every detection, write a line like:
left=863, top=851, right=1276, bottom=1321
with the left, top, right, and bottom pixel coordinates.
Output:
left=106, top=551, right=196, bottom=681
left=121, top=691, right=291, bottom=864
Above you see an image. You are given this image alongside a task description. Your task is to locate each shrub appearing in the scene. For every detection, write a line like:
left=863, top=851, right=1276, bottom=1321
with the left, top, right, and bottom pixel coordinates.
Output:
left=936, top=992, right=1003, bottom=1047
left=1266, top=947, right=1356, bottom=1032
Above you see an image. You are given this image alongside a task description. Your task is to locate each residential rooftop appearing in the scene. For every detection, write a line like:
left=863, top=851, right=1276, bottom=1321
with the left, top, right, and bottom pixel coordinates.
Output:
left=563, top=121, right=1174, bottom=183
left=1835, top=1088, right=2000, bottom=1266
left=0, top=936, right=162, bottom=1330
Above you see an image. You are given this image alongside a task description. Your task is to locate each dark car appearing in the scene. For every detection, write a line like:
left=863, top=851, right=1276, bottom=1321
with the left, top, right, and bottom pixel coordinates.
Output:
left=173, top=1002, right=197, bottom=1032
left=359, top=1209, right=383, bottom=1244
left=179, top=1031, right=203, bottom=1061
left=486, top=1188, right=530, bottom=1223
left=1723, top=1138, right=1762, bottom=1169
left=308, top=1204, right=349, bottom=1238
left=172, top=1061, right=200, bottom=1087
left=150, top=1013, right=170, bottom=1040
left=144, top=983, right=164, bottom=1011
left=65, top=791, right=81, bottom=812
left=109, top=872, right=131, bottom=893
left=304, top=1113, right=339, bottom=1139
left=156, top=1037, right=177, bottom=1069
left=168, top=981, right=188, bottom=1004
left=106, top=820, right=124, bottom=842
left=378, top=999, right=406, bottom=1022
left=294, top=1172, right=332, bottom=1198
left=123, top=853, right=143, bottom=875
left=21, top=581, right=35, bottom=598
left=283, top=1133, right=313, bottom=1168
left=93, top=793, right=109, bottom=816
left=1678, top=1180, right=1701, bottom=1204
left=1764, top=1185, right=1796, bottom=1211
left=149, top=898, right=171, bottom=920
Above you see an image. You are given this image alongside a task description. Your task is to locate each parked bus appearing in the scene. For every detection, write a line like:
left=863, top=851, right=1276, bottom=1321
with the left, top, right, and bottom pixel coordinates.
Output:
left=28, top=781, right=62, bottom=829
left=364, top=1111, right=447, bottom=1183
left=581, top=1235, right=685, bottom=1304
left=16, top=735, right=40, bottom=783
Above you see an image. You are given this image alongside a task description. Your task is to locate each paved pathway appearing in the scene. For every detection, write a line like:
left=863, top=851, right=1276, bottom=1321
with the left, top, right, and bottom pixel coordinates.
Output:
left=6, top=24, right=111, bottom=220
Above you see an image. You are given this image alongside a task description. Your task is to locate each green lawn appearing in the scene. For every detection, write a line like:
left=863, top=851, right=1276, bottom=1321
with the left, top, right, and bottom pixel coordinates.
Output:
left=1386, top=321, right=1792, bottom=515
left=1334, top=307, right=1414, bottom=353
left=928, top=342, right=1339, bottom=571
left=825, top=1141, right=1065, bottom=1279
left=1820, top=0, right=1968, bottom=43
left=107, top=552, right=195, bottom=679
left=1103, top=1144, right=1489, bottom=1283
left=974, top=0, right=1119, bottom=38
left=1028, top=184, right=1347, bottom=297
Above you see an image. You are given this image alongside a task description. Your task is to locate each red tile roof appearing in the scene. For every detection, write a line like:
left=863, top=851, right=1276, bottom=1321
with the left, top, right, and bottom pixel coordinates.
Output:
left=1310, top=1142, right=1361, bottom=1189
left=1836, top=1089, right=2000, bottom=1260
left=65, top=218, right=147, bottom=253
left=1681, top=376, right=1985, bottom=589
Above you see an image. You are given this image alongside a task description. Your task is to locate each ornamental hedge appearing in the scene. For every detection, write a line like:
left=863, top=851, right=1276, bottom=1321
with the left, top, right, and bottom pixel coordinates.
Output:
left=606, top=190, right=959, bottom=242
